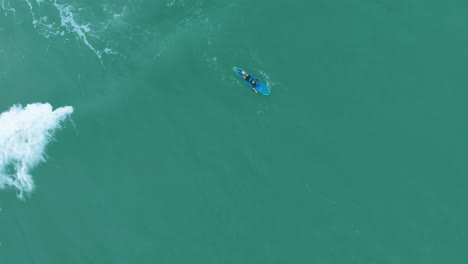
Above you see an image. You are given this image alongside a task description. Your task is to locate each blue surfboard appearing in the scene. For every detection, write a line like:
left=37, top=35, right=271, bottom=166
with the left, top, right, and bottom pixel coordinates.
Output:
left=235, top=67, right=270, bottom=95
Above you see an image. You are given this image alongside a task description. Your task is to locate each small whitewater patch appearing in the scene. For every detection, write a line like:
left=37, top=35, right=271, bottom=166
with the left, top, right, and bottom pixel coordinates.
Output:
left=0, top=103, right=73, bottom=199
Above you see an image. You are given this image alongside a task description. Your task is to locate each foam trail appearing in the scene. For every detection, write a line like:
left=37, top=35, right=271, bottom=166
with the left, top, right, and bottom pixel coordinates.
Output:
left=2, top=1, right=126, bottom=60
left=0, top=103, right=73, bottom=199
left=53, top=1, right=102, bottom=60
left=24, top=0, right=37, bottom=24
left=1, top=0, right=15, bottom=15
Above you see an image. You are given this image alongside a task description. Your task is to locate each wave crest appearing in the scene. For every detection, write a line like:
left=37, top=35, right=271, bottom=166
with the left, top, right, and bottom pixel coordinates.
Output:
left=0, top=103, right=73, bottom=198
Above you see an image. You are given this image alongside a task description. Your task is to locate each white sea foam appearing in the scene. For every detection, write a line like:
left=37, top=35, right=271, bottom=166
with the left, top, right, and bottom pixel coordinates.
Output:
left=0, top=103, right=73, bottom=198
left=1, top=0, right=119, bottom=60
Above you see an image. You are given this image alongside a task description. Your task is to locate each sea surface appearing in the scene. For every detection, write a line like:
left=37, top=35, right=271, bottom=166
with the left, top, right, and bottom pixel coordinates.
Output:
left=1, top=0, right=468, bottom=263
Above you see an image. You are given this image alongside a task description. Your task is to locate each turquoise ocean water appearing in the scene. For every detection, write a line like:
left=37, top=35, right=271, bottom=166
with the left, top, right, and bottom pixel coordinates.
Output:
left=1, top=0, right=468, bottom=263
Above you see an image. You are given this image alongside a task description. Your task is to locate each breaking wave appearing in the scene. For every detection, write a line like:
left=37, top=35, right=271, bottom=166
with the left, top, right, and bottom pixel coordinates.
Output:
left=0, top=103, right=73, bottom=199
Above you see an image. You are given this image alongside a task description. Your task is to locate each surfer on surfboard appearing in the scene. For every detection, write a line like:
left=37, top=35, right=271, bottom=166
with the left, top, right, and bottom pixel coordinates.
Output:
left=234, top=67, right=270, bottom=95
